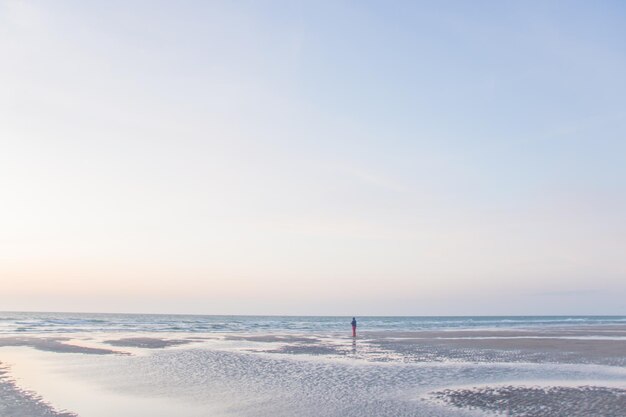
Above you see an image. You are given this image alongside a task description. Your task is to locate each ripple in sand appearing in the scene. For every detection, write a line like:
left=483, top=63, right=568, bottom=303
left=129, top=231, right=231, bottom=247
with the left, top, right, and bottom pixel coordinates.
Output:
left=431, top=385, right=626, bottom=417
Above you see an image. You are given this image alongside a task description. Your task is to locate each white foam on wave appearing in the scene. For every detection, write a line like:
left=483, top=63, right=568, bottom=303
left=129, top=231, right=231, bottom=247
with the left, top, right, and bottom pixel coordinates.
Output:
left=2, top=312, right=626, bottom=335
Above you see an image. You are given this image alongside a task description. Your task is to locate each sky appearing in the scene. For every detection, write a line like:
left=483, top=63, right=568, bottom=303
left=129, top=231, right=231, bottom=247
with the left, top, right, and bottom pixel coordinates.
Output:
left=1, top=0, right=625, bottom=315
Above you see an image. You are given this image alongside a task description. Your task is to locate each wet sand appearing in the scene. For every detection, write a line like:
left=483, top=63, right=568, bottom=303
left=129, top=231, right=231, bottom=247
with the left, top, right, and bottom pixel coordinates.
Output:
left=364, top=325, right=626, bottom=366
left=223, top=325, right=626, bottom=366
left=0, top=362, right=76, bottom=417
left=0, top=337, right=123, bottom=355
left=431, top=385, right=626, bottom=417
left=103, top=337, right=193, bottom=349
left=0, top=325, right=624, bottom=416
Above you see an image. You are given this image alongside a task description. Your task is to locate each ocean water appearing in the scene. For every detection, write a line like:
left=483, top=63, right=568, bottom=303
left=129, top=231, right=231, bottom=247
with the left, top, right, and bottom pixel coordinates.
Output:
left=0, top=311, right=624, bottom=334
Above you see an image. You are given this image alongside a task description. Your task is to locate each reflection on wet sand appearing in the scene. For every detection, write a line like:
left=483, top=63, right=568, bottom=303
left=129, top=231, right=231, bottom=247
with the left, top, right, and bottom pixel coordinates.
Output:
left=0, top=325, right=624, bottom=417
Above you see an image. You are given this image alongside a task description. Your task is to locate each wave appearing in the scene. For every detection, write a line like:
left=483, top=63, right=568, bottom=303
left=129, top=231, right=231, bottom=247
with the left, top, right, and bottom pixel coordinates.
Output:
left=1, top=312, right=625, bottom=335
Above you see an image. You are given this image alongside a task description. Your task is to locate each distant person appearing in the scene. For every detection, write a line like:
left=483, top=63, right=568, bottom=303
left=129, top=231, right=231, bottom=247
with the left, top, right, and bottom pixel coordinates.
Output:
left=351, top=317, right=357, bottom=337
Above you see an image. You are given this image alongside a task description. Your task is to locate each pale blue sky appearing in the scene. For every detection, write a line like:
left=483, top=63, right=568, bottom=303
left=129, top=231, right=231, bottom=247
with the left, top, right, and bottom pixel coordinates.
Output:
left=1, top=1, right=625, bottom=315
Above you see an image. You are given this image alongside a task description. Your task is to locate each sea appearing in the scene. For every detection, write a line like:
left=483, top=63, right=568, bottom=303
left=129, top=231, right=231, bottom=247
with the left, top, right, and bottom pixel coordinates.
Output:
left=1, top=311, right=624, bottom=334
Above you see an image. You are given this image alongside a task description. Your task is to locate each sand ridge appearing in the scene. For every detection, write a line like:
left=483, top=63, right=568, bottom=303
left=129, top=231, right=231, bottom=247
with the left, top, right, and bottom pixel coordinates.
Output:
left=431, top=385, right=626, bottom=417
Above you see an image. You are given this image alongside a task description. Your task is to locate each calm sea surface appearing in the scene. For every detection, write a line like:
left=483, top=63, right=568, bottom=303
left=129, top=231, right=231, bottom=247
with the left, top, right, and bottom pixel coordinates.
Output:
left=1, top=312, right=624, bottom=334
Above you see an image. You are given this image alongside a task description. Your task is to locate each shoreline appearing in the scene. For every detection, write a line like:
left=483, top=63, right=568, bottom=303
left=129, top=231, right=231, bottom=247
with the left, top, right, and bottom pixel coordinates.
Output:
left=0, top=361, right=76, bottom=417
left=1, top=324, right=624, bottom=417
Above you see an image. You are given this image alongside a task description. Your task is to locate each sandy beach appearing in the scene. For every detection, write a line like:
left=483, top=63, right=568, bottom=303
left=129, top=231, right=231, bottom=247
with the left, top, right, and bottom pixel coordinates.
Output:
left=0, top=323, right=624, bottom=417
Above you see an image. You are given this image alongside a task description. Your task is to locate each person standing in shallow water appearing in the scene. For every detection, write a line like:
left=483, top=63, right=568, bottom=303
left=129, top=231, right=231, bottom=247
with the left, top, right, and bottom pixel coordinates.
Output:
left=351, top=317, right=357, bottom=337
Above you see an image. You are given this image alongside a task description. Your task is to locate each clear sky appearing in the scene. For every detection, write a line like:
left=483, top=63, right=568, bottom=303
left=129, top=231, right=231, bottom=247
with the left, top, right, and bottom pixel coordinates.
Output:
left=1, top=0, right=625, bottom=315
